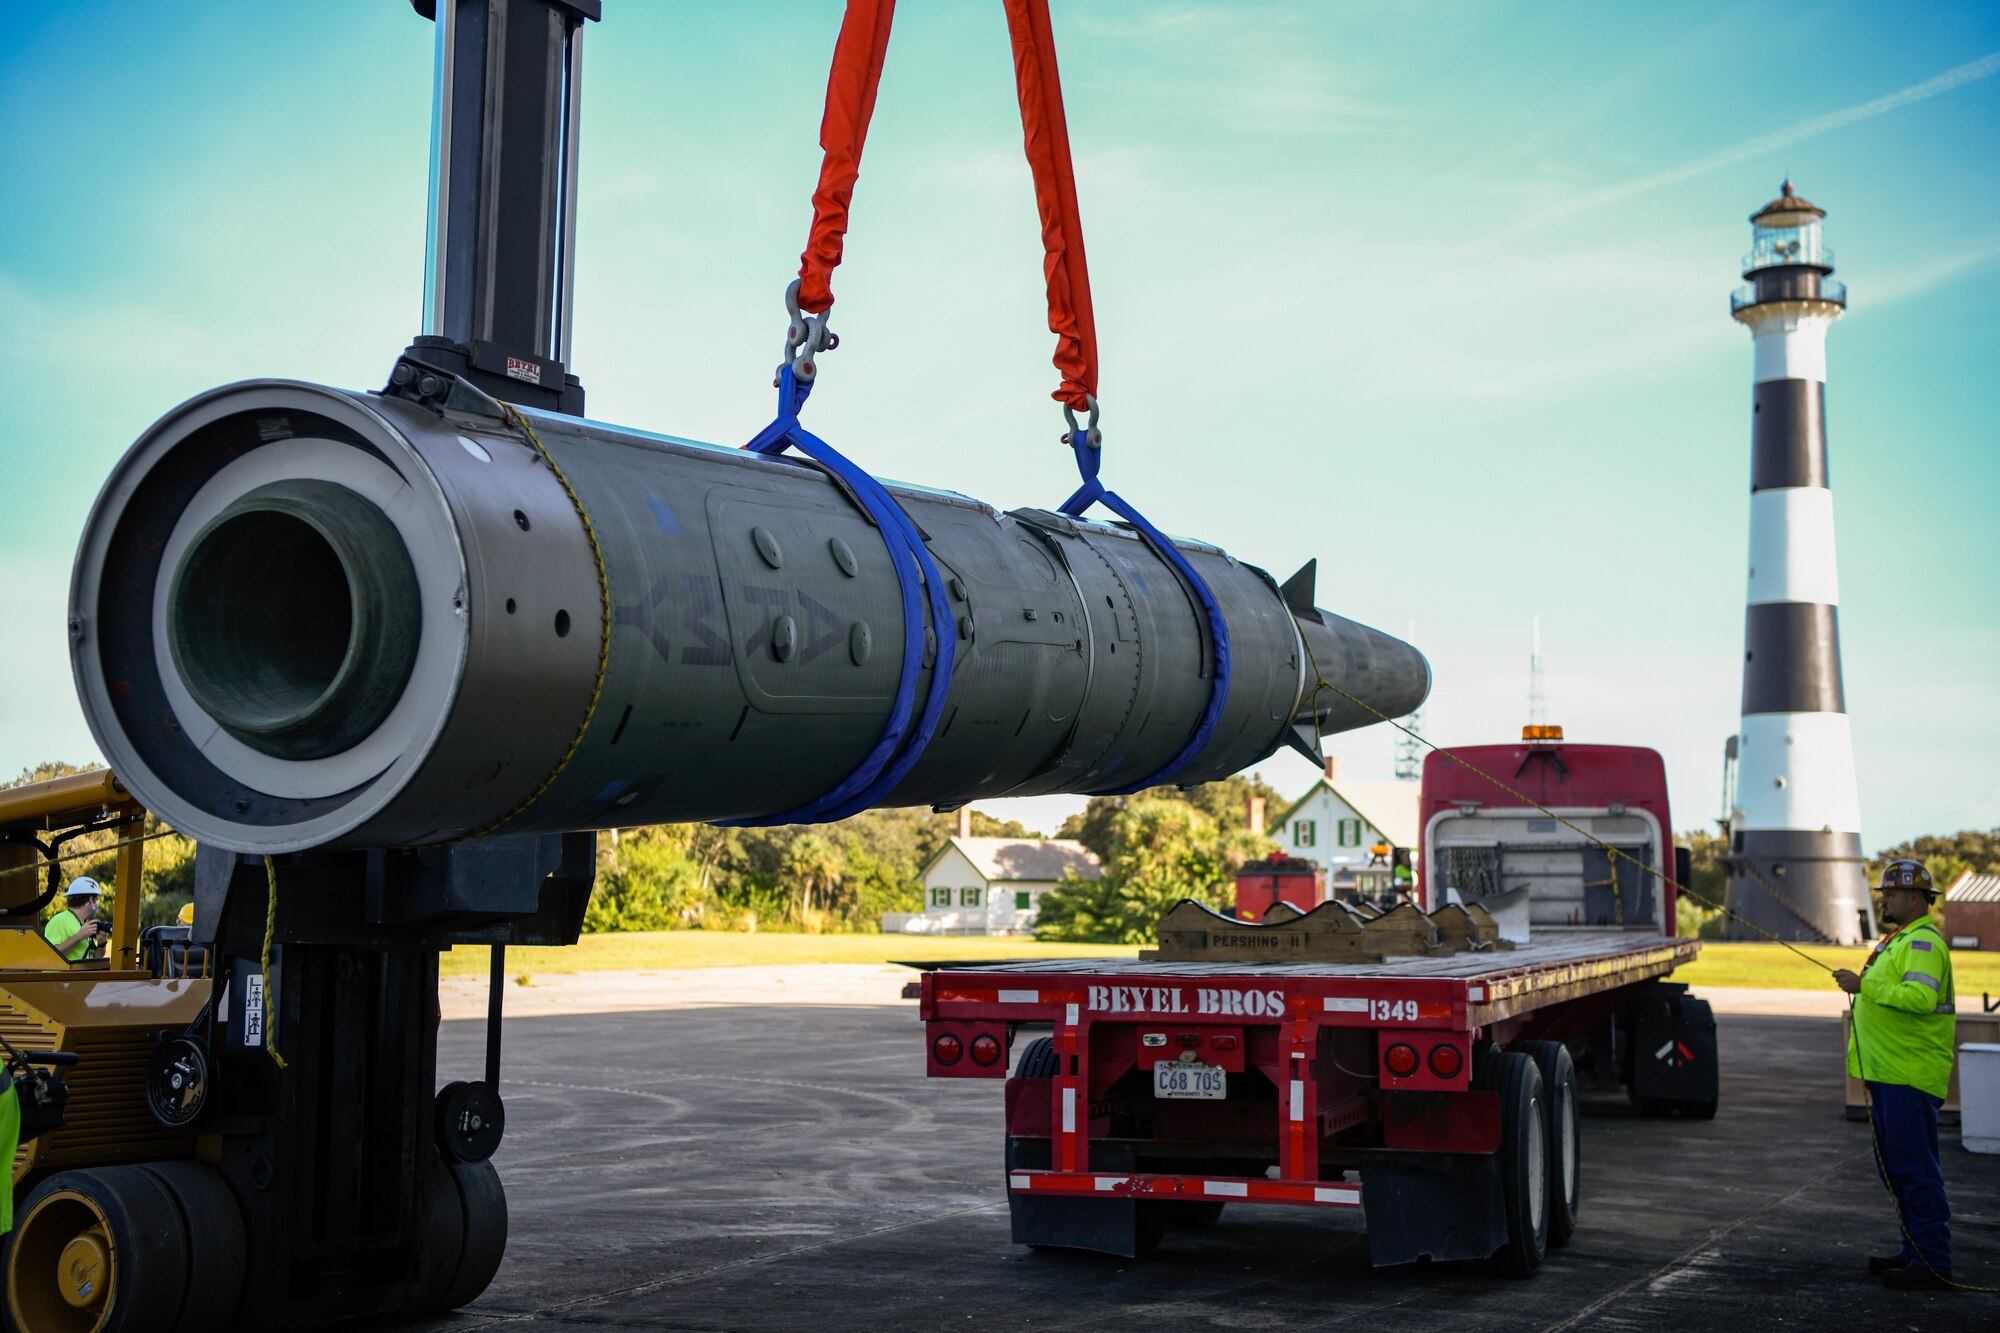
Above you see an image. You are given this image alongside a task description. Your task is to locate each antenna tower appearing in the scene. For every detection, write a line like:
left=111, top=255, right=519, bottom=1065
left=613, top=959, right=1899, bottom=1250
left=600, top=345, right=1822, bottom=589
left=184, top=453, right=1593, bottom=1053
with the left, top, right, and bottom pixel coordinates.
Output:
left=1528, top=615, right=1547, bottom=727
left=1394, top=620, right=1423, bottom=781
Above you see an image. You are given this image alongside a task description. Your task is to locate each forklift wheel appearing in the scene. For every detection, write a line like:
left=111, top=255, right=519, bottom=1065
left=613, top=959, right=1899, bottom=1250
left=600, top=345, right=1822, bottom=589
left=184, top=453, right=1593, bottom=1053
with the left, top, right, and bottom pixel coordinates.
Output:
left=434, top=1159, right=508, bottom=1313
left=136, top=1162, right=246, bottom=1332
left=6, top=1166, right=188, bottom=1333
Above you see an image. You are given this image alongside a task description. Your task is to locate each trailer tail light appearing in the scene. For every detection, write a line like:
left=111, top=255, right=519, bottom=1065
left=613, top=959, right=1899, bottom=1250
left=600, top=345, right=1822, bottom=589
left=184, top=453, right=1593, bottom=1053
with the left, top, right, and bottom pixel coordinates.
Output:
left=1208, top=1034, right=1238, bottom=1051
left=1176, top=1033, right=1202, bottom=1049
left=1428, top=1042, right=1464, bottom=1078
left=927, top=1021, right=1008, bottom=1079
left=1384, top=1043, right=1420, bottom=1078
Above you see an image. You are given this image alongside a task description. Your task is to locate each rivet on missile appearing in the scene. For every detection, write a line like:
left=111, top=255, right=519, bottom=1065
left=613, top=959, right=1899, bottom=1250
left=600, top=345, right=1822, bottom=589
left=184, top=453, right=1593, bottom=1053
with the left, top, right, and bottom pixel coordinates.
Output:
left=772, top=615, right=797, bottom=661
left=828, top=537, right=857, bottom=577
left=850, top=622, right=871, bottom=665
left=753, top=527, right=783, bottom=569
left=958, top=616, right=973, bottom=641
left=949, top=577, right=966, bottom=602
left=1023, top=608, right=1037, bottom=621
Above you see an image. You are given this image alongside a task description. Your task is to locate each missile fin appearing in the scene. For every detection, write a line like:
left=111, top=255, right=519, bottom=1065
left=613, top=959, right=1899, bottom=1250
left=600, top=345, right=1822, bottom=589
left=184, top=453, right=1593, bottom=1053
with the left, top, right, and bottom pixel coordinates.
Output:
left=1282, top=721, right=1325, bottom=766
left=1280, top=560, right=1324, bottom=625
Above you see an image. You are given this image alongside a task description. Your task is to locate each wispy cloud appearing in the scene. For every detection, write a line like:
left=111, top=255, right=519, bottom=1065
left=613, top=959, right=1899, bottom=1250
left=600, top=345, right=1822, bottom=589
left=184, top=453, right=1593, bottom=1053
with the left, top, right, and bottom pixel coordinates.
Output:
left=1863, top=240, right=2000, bottom=309
left=1509, top=49, right=2000, bottom=234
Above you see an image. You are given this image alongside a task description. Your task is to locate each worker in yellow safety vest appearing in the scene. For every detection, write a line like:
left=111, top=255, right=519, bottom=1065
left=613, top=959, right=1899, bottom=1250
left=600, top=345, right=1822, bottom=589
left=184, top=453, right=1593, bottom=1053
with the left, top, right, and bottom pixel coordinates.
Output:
left=0, top=1078, right=15, bottom=1235
left=1833, top=859, right=1956, bottom=1290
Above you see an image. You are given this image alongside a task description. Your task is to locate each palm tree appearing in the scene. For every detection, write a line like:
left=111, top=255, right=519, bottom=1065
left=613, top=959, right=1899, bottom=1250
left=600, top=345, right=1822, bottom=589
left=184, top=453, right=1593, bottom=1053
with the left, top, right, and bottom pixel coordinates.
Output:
left=782, top=833, right=846, bottom=923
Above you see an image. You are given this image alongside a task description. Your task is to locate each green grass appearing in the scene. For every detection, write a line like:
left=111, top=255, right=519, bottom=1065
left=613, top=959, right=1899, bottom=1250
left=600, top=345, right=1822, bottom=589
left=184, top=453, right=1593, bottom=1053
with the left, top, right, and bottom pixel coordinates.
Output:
left=441, top=932, right=2000, bottom=998
left=438, top=931, right=1140, bottom=978
left=1673, top=941, right=2000, bottom=994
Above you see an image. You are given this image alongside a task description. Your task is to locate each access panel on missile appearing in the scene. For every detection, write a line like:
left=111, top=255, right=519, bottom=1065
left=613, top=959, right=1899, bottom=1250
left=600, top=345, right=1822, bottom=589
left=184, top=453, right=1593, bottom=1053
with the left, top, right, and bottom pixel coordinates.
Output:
left=69, top=379, right=1429, bottom=852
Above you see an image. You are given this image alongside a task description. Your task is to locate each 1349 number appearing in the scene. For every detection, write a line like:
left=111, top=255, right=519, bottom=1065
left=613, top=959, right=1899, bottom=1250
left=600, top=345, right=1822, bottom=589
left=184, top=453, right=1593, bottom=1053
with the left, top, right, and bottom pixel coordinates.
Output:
left=1369, top=998, right=1420, bottom=1023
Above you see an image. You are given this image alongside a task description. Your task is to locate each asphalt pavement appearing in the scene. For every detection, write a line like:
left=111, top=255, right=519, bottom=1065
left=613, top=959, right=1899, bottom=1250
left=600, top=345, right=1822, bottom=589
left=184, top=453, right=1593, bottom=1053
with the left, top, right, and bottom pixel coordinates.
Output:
left=406, top=993, right=1998, bottom=1332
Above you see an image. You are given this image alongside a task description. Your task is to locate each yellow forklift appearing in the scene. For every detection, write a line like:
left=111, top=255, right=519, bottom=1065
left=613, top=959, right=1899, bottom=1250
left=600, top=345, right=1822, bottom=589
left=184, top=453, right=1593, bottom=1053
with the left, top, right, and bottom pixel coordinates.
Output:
left=0, top=764, right=572, bottom=1331
left=0, top=769, right=224, bottom=1330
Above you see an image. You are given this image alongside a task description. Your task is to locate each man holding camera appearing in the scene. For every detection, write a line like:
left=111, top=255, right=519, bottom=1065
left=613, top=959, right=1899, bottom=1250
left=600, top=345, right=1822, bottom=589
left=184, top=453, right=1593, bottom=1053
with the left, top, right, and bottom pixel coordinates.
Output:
left=44, top=877, right=105, bottom=962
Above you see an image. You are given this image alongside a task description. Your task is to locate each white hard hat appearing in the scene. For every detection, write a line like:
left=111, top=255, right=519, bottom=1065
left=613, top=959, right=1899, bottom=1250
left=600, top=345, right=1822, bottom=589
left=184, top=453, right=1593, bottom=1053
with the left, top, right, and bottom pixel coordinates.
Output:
left=65, top=877, right=102, bottom=899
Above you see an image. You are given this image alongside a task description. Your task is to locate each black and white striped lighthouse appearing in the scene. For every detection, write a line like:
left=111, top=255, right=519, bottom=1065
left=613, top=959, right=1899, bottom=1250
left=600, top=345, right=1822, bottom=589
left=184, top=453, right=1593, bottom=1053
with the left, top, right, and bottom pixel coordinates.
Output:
left=1724, top=182, right=1872, bottom=946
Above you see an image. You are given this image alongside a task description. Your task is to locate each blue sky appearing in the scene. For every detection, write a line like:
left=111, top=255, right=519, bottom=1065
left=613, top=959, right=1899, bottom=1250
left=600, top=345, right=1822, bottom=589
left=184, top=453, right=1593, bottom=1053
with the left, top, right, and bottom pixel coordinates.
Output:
left=3, top=2, right=1995, bottom=849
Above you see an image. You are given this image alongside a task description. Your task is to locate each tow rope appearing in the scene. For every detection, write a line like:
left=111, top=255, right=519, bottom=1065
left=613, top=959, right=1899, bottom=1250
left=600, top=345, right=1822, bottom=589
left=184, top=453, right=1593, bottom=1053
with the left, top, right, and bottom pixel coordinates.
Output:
left=1304, top=640, right=2000, bottom=1288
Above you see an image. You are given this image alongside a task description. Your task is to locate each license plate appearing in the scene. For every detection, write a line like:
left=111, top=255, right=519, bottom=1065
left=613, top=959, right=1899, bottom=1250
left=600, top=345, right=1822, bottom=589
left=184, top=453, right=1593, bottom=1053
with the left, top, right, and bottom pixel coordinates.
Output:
left=1153, top=1061, right=1226, bottom=1100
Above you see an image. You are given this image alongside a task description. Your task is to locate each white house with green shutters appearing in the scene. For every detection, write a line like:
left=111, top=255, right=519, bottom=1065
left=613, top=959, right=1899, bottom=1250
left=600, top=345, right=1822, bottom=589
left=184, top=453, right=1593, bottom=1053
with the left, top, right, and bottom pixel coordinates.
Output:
left=1269, top=772, right=1420, bottom=904
left=885, top=837, right=1104, bottom=936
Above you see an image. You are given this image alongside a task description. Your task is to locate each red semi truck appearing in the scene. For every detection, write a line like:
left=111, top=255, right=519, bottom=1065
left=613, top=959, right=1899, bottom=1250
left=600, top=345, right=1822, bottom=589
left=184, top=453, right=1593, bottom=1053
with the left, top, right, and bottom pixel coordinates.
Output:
left=918, top=729, right=1717, bottom=1272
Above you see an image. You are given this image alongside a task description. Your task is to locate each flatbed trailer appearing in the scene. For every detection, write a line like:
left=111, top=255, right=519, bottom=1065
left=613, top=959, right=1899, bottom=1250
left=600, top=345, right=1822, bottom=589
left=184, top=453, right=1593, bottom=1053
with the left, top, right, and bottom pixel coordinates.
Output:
left=919, top=930, right=1715, bottom=1272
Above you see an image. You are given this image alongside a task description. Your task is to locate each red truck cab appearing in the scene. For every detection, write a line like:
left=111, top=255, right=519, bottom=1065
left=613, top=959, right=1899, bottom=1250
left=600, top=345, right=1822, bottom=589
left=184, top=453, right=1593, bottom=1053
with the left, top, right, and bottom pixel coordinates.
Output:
left=1418, top=727, right=1686, bottom=941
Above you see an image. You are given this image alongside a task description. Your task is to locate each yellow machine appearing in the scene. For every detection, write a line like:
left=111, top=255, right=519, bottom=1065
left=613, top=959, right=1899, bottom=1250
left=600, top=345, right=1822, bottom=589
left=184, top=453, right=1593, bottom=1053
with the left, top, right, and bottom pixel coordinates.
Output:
left=0, top=771, right=235, bottom=1331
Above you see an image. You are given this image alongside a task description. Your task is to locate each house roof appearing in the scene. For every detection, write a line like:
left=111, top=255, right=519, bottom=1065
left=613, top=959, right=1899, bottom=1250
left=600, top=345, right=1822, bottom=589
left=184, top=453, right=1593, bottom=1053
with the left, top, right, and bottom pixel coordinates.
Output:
left=1947, top=871, right=2000, bottom=904
left=927, top=837, right=1104, bottom=884
left=1269, top=779, right=1421, bottom=848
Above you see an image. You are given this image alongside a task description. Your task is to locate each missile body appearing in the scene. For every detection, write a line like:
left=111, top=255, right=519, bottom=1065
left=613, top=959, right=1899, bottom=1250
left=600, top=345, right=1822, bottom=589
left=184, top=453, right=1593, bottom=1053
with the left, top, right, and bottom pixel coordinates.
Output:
left=69, top=380, right=1429, bottom=852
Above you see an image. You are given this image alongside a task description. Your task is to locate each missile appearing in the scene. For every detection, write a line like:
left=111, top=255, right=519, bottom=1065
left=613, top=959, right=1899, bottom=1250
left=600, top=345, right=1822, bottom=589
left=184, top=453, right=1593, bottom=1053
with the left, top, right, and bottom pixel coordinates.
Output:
left=67, top=377, right=1429, bottom=852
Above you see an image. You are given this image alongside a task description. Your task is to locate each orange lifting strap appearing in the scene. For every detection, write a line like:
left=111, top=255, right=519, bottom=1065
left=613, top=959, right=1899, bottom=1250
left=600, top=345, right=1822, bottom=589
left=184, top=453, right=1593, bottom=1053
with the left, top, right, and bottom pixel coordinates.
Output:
left=793, top=0, right=1100, bottom=412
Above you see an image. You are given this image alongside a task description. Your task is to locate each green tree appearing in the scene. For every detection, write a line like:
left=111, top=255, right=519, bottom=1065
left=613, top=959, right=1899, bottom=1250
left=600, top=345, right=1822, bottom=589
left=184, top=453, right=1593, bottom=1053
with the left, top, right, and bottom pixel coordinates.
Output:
left=781, top=832, right=846, bottom=926
left=1057, top=773, right=1286, bottom=865
left=585, top=826, right=707, bottom=932
left=1676, top=828, right=1729, bottom=939
left=1870, top=828, right=2000, bottom=890
left=5, top=762, right=196, bottom=928
left=1038, top=797, right=1273, bottom=944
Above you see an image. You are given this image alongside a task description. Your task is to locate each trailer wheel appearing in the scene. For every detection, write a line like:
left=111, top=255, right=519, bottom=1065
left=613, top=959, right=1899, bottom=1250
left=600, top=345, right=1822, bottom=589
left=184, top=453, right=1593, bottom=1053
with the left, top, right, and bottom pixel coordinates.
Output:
left=136, top=1161, right=247, bottom=1333
left=6, top=1165, right=189, bottom=1333
left=1014, top=1036, right=1060, bottom=1079
left=1479, top=1050, right=1548, bottom=1277
left=1514, top=1041, right=1581, bottom=1247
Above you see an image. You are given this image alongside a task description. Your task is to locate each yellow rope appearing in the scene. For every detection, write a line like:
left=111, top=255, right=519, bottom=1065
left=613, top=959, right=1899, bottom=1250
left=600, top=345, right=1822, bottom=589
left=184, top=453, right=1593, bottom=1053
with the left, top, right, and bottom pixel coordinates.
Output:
left=1859, top=1049, right=1997, bottom=1292
left=458, top=403, right=616, bottom=841
left=0, top=826, right=185, bottom=881
left=260, top=855, right=286, bottom=1070
left=1297, top=624, right=1995, bottom=1291
left=1291, top=621, right=1835, bottom=973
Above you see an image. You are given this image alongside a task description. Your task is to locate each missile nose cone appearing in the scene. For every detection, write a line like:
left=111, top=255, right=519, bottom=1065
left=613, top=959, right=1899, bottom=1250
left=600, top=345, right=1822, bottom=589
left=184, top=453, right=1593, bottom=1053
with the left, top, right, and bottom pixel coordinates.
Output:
left=1294, top=609, right=1431, bottom=738
left=167, top=479, right=422, bottom=760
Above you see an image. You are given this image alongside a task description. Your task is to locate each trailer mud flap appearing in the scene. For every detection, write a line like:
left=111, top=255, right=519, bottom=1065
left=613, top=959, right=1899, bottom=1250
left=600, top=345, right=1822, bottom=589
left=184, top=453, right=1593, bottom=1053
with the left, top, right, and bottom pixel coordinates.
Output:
left=1005, top=1139, right=1164, bottom=1258
left=1360, top=1153, right=1506, bottom=1266
left=1629, top=985, right=1719, bottom=1106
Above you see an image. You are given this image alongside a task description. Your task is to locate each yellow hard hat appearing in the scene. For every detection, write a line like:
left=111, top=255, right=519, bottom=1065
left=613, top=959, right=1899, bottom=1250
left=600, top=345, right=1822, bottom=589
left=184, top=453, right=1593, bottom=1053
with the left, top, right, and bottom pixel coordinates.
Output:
left=177, top=902, right=195, bottom=926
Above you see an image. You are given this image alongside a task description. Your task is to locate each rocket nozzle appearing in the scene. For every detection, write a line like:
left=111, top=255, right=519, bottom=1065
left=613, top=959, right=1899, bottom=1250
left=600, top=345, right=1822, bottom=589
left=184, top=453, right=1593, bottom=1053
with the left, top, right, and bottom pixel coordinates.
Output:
left=166, top=480, right=421, bottom=761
